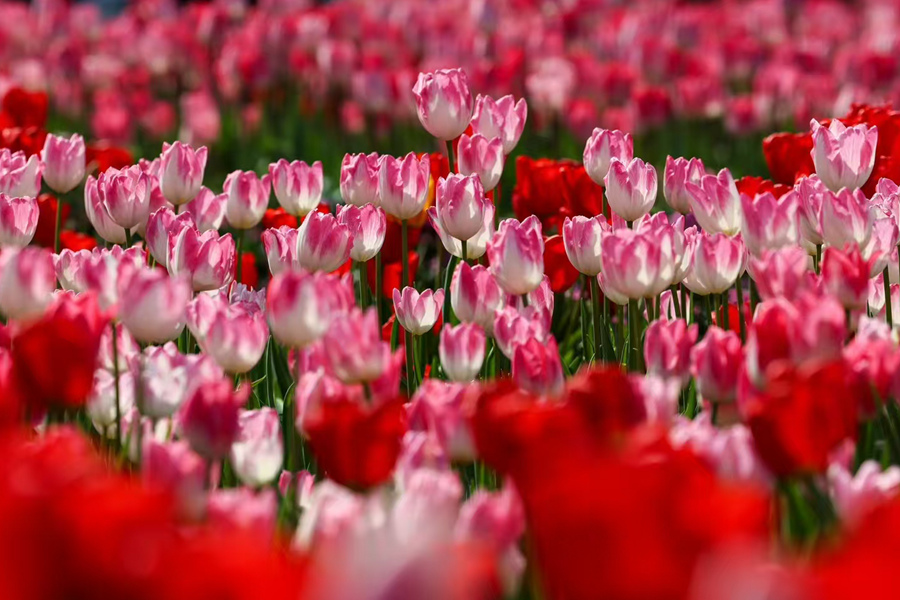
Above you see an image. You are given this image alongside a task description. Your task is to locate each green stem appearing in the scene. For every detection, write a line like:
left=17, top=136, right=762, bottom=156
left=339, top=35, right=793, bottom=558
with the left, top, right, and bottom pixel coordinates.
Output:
left=628, top=298, right=641, bottom=371
left=111, top=322, right=121, bottom=450
left=580, top=277, right=591, bottom=364
left=124, top=227, right=133, bottom=248
left=461, top=239, right=468, bottom=263
left=54, top=193, right=64, bottom=253
left=401, top=219, right=409, bottom=288
left=286, top=351, right=300, bottom=472
left=670, top=285, right=683, bottom=319
left=815, top=244, right=822, bottom=276
left=590, top=276, right=602, bottom=363
left=235, top=229, right=245, bottom=285
left=443, top=254, right=458, bottom=326
left=884, top=266, right=893, bottom=328
left=445, top=139, right=456, bottom=173
left=359, top=260, right=369, bottom=308
left=722, top=292, right=730, bottom=331
left=406, top=332, right=417, bottom=395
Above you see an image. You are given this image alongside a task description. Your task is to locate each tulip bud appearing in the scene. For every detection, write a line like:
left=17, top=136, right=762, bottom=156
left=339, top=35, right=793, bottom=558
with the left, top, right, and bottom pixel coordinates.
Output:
left=583, top=128, right=633, bottom=185
left=340, top=153, right=380, bottom=207
left=512, top=337, right=564, bottom=397
left=686, top=168, right=742, bottom=236
left=790, top=176, right=828, bottom=250
left=0, top=247, right=55, bottom=321
left=740, top=192, right=800, bottom=256
left=493, top=306, right=550, bottom=359
left=690, top=326, right=742, bottom=403
left=471, top=94, right=528, bottom=155
left=261, top=226, right=299, bottom=275
left=180, top=378, right=249, bottom=460
left=267, top=270, right=353, bottom=349
left=412, top=68, right=474, bottom=141
left=87, top=369, right=136, bottom=436
left=450, top=262, right=504, bottom=332
left=296, top=211, right=352, bottom=272
left=811, top=119, right=877, bottom=192
left=686, top=232, right=746, bottom=295
left=379, top=153, right=430, bottom=220
left=562, top=215, right=608, bottom=276
left=269, top=159, right=323, bottom=217
left=429, top=202, right=495, bottom=260
left=0, top=194, right=38, bottom=248
left=643, top=319, right=698, bottom=385
left=41, top=133, right=85, bottom=194
left=97, top=165, right=152, bottom=230
left=434, top=173, right=488, bottom=243
left=159, top=141, right=207, bottom=205
left=145, top=208, right=196, bottom=269
left=663, top=156, right=704, bottom=214
left=168, top=227, right=235, bottom=292
left=141, top=344, right=223, bottom=419
left=604, top=157, right=657, bottom=222
left=457, top=134, right=504, bottom=192
left=393, top=287, right=444, bottom=335
left=748, top=247, right=812, bottom=301
left=231, top=408, right=284, bottom=487
left=828, top=461, right=900, bottom=525
left=439, top=323, right=485, bottom=383
left=600, top=228, right=675, bottom=300
left=336, top=203, right=386, bottom=263
left=822, top=245, right=872, bottom=311
left=185, top=186, right=227, bottom=232
left=117, top=265, right=191, bottom=344
left=487, top=216, right=545, bottom=296
left=85, top=175, right=127, bottom=244
left=224, top=170, right=271, bottom=229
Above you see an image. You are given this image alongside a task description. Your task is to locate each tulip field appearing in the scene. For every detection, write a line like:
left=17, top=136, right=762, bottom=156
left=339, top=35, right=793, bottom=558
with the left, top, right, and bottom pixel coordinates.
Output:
left=6, top=0, right=900, bottom=598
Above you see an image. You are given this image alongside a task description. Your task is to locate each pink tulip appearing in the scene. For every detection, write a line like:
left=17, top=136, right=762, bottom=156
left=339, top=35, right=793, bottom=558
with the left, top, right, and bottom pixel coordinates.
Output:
left=141, top=344, right=223, bottom=419
left=512, top=337, right=564, bottom=398
left=406, top=380, right=474, bottom=461
left=97, top=324, right=140, bottom=374
left=269, top=159, right=323, bottom=216
left=393, top=287, right=444, bottom=335
left=874, top=178, right=900, bottom=231
left=821, top=187, right=875, bottom=250
left=810, top=119, right=878, bottom=192
left=686, top=168, right=742, bottom=236
left=740, top=192, right=799, bottom=256
left=85, top=175, right=127, bottom=244
left=644, top=318, right=698, bottom=385
left=0, top=149, right=40, bottom=198
left=690, top=326, right=743, bottom=403
left=439, top=323, right=485, bottom=383
left=230, top=408, right=284, bottom=487
left=168, top=227, right=235, bottom=292
left=0, top=247, right=55, bottom=321
left=864, top=217, right=900, bottom=277
left=828, top=461, right=900, bottom=525
left=180, top=378, right=249, bottom=459
left=685, top=232, right=746, bottom=295
left=669, top=414, right=769, bottom=484
left=471, top=94, right=528, bottom=155
left=412, top=68, right=474, bottom=141
left=434, top=173, right=488, bottom=243
left=53, top=248, right=92, bottom=292
left=261, top=226, right=299, bottom=275
left=456, top=134, right=504, bottom=192
left=87, top=368, right=136, bottom=435
left=267, top=270, right=353, bottom=349
left=159, top=141, right=207, bottom=205
left=185, top=186, right=227, bottom=232
left=324, top=307, right=393, bottom=383
left=583, top=128, right=634, bottom=185
left=181, top=90, right=220, bottom=146
left=663, top=156, right=705, bottom=214
left=224, top=169, right=271, bottom=229
left=340, top=152, right=380, bottom=207
left=336, top=204, right=386, bottom=262
left=379, top=153, right=430, bottom=220
left=96, top=165, right=152, bottom=230
left=748, top=247, right=813, bottom=301
left=117, top=264, right=190, bottom=344
left=0, top=194, right=37, bottom=248
left=81, top=247, right=146, bottom=312
left=207, top=488, right=277, bottom=539
left=189, top=299, right=268, bottom=374
left=822, top=245, right=872, bottom=311
left=450, top=262, right=504, bottom=332
left=790, top=176, right=829, bottom=249
left=145, top=208, right=196, bottom=269
left=487, top=216, right=545, bottom=295
left=562, top=215, right=608, bottom=276
left=143, top=440, right=206, bottom=515
left=493, top=306, right=550, bottom=359
left=430, top=202, right=495, bottom=260
left=600, top=228, right=675, bottom=300
left=296, top=211, right=352, bottom=272
left=604, top=157, right=657, bottom=222
left=41, top=133, right=85, bottom=194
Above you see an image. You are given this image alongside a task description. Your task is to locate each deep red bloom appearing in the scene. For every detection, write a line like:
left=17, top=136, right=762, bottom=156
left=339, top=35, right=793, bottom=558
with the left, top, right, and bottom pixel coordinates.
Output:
left=367, top=251, right=420, bottom=298
left=262, top=208, right=298, bottom=229
left=735, top=176, right=790, bottom=199
left=0, top=126, right=46, bottom=156
left=512, top=157, right=569, bottom=231
left=543, top=234, right=579, bottom=293
left=1, top=87, right=48, bottom=129
left=762, top=132, right=815, bottom=185
left=423, top=151, right=451, bottom=182
left=34, top=194, right=71, bottom=248
left=86, top=143, right=134, bottom=173
left=60, top=231, right=99, bottom=252
left=559, top=163, right=606, bottom=219
left=633, top=86, right=673, bottom=129
left=303, top=396, right=407, bottom=491
left=381, top=218, right=423, bottom=263
left=234, top=252, right=259, bottom=289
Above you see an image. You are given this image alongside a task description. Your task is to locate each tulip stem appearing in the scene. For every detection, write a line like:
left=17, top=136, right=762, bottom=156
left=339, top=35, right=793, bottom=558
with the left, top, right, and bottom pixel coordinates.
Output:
left=461, top=239, right=468, bottom=263
left=721, top=292, right=730, bottom=332
left=375, top=252, right=383, bottom=322
left=681, top=285, right=690, bottom=324
left=111, top=322, right=121, bottom=450
left=884, top=266, right=893, bottom=328
left=736, top=278, right=747, bottom=343
left=815, top=244, right=822, bottom=275
left=359, top=261, right=369, bottom=308
left=443, top=255, right=457, bottom=326
left=406, top=332, right=417, bottom=395
left=401, top=219, right=409, bottom=287
left=235, top=229, right=245, bottom=285
left=590, top=276, right=602, bottom=363
left=628, top=298, right=641, bottom=371
left=53, top=194, right=63, bottom=253
left=445, top=139, right=456, bottom=173
left=286, top=351, right=300, bottom=472
left=580, top=277, right=590, bottom=364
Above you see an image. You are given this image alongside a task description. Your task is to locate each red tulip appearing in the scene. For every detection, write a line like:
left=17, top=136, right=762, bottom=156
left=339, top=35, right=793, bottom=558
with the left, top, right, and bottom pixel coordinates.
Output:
left=1, top=87, right=48, bottom=129
left=762, top=132, right=814, bottom=185
left=261, top=208, right=298, bottom=229
left=86, top=143, right=134, bottom=174
left=542, top=234, right=579, bottom=293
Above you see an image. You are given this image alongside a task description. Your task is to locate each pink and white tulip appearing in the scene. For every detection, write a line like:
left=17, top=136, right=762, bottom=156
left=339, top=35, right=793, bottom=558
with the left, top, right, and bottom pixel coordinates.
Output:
left=434, top=173, right=488, bottom=243
left=412, top=68, right=474, bottom=141
left=0, top=149, right=41, bottom=198
left=231, top=408, right=284, bottom=487
left=188, top=298, right=269, bottom=374
left=512, top=337, right=564, bottom=398
left=748, top=247, right=813, bottom=301
left=0, top=194, right=37, bottom=248
left=269, top=159, right=323, bottom=217
left=822, top=245, right=872, bottom=311
left=87, top=369, right=136, bottom=436
left=430, top=202, right=495, bottom=260
left=562, top=215, right=608, bottom=276
left=224, top=170, right=271, bottom=229
left=141, top=345, right=223, bottom=419
left=663, top=156, right=704, bottom=214
left=600, top=228, right=675, bottom=300
left=393, top=287, right=444, bottom=335
left=810, top=119, right=878, bottom=192
left=604, top=157, right=657, bottom=222
left=168, top=227, right=235, bottom=292
left=487, top=216, right=544, bottom=295
left=159, top=141, right=207, bottom=205
left=118, top=265, right=191, bottom=344
left=185, top=186, right=226, bottom=232
left=336, top=204, right=386, bottom=262
left=685, top=232, right=746, bottom=295
left=41, top=133, right=85, bottom=194
left=740, top=192, right=800, bottom=256
left=85, top=175, right=128, bottom=244
left=690, top=326, right=743, bottom=403
left=828, top=461, right=900, bottom=525
left=644, top=318, right=698, bottom=385
left=340, top=153, right=380, bottom=207
left=686, top=169, right=742, bottom=236
left=0, top=247, right=55, bottom=321
left=457, top=134, right=504, bottom=192
left=95, top=165, right=152, bottom=230
left=379, top=153, right=430, bottom=220
left=267, top=270, right=353, bottom=349
left=821, top=187, right=875, bottom=250
left=471, top=94, right=528, bottom=155
left=450, top=262, right=504, bottom=332
left=439, top=323, right=485, bottom=383
left=261, top=226, right=299, bottom=275
left=493, top=306, right=550, bottom=359
left=583, top=128, right=633, bottom=185
left=145, top=208, right=196, bottom=268
left=296, top=211, right=352, bottom=273
left=790, top=176, right=829, bottom=250
left=324, top=308, right=393, bottom=383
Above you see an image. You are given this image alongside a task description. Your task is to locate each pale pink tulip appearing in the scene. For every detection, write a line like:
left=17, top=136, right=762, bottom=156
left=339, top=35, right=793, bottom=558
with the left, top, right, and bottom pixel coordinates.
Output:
left=439, top=323, right=485, bottom=383
left=810, top=119, right=877, bottom=192
left=429, top=202, right=495, bottom=260
left=145, top=208, right=196, bottom=268
left=87, top=368, right=136, bottom=435
left=118, top=264, right=190, bottom=344
left=562, top=215, right=608, bottom=276
left=159, top=141, right=207, bottom=205
left=267, top=270, right=353, bottom=349
left=53, top=248, right=92, bottom=292
left=493, top=306, right=550, bottom=359
left=41, top=133, right=85, bottom=194
left=471, top=94, right=528, bottom=155
left=336, top=203, right=386, bottom=262
left=583, top=128, right=633, bottom=185
left=686, top=168, right=742, bottom=235
left=685, top=232, right=746, bottom=295
left=231, top=408, right=283, bottom=487
left=261, top=226, right=299, bottom=275
left=821, top=187, right=875, bottom=250
left=604, top=157, right=657, bottom=222
left=434, top=173, right=488, bottom=242
left=296, top=211, right=352, bottom=272
left=600, top=228, right=675, bottom=299
left=407, top=380, right=474, bottom=461
left=412, top=68, right=474, bottom=141
left=269, top=159, right=323, bottom=216
left=324, top=308, right=393, bottom=383
left=748, top=247, right=813, bottom=301
left=95, top=165, right=152, bottom=230
left=487, top=216, right=544, bottom=295
left=167, top=227, right=235, bottom=292
left=379, top=153, right=430, bottom=220
left=828, top=461, right=900, bottom=525
left=740, top=192, right=799, bottom=256
left=85, top=175, right=127, bottom=244
left=457, top=133, right=504, bottom=192
left=143, top=440, right=206, bottom=516
left=663, top=156, right=704, bottom=214
left=393, top=287, right=444, bottom=335
left=864, top=217, right=900, bottom=277
left=340, top=153, right=380, bottom=207
left=141, top=344, right=223, bottom=419
left=207, top=488, right=277, bottom=540
left=0, top=149, right=40, bottom=197
left=0, top=194, right=37, bottom=248
left=185, top=186, right=227, bottom=232
left=188, top=297, right=268, bottom=374
left=224, top=169, right=271, bottom=229
left=450, top=262, right=504, bottom=332
left=0, top=247, right=55, bottom=321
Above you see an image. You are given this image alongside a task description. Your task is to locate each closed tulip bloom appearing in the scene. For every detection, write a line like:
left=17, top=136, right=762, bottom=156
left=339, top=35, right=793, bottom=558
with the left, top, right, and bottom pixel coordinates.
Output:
left=81, top=247, right=147, bottom=312
left=117, top=265, right=191, bottom=344
left=604, top=157, right=657, bottom=222
left=810, top=119, right=877, bottom=192
left=821, top=187, right=875, bottom=250
left=336, top=203, right=386, bottom=262
left=457, top=134, right=505, bottom=192
left=471, top=94, right=528, bottom=154
left=434, top=173, right=488, bottom=242
left=141, top=344, right=223, bottom=419
left=740, top=192, right=800, bottom=256
left=96, top=165, right=152, bottom=230
left=0, top=194, right=37, bottom=247
left=686, top=168, right=742, bottom=235
left=269, top=159, right=323, bottom=217
left=451, top=262, right=504, bottom=332
left=261, top=226, right=299, bottom=275
left=393, top=287, right=444, bottom=335
left=340, top=152, right=380, bottom=207
left=0, top=247, right=55, bottom=321
left=180, top=378, right=249, bottom=460
left=430, top=202, right=495, bottom=260
left=159, top=141, right=207, bottom=205
left=41, top=133, right=85, bottom=194
left=224, top=169, right=271, bottom=229
left=600, top=228, right=674, bottom=300
left=54, top=248, right=92, bottom=292
left=562, top=215, right=608, bottom=276
left=145, top=208, right=196, bottom=269
left=324, top=308, right=393, bottom=383
left=688, top=232, right=746, bottom=295
left=142, top=439, right=207, bottom=514
left=296, top=211, right=352, bottom=272
left=168, top=227, right=235, bottom=291
left=191, top=302, right=268, bottom=374
left=864, top=217, right=899, bottom=277
left=512, top=337, right=564, bottom=398
left=439, top=323, right=485, bottom=383
left=0, top=149, right=41, bottom=198
left=822, top=245, right=872, bottom=311
left=267, top=270, right=353, bottom=349
left=231, top=408, right=284, bottom=487
left=583, top=128, right=634, bottom=185
left=487, top=216, right=545, bottom=295
left=412, top=68, right=474, bottom=141
left=87, top=368, right=136, bottom=436
left=185, top=186, right=226, bottom=232
left=690, top=326, right=743, bottom=403
left=748, top=247, right=812, bottom=301
left=379, top=153, right=430, bottom=220
left=97, top=324, right=140, bottom=374
left=790, top=176, right=829, bottom=249
left=663, top=156, right=705, bottom=214
left=85, top=175, right=127, bottom=244
left=493, top=306, right=550, bottom=359
left=644, top=319, right=698, bottom=385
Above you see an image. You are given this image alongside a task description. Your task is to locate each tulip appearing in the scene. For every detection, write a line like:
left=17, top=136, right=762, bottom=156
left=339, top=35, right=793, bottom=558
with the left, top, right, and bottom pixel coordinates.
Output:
left=145, top=208, right=196, bottom=269
left=810, top=119, right=877, bottom=192
left=487, top=216, right=545, bottom=296
left=180, top=378, right=249, bottom=460
left=167, top=227, right=235, bottom=292
left=739, top=192, right=799, bottom=256
left=562, top=215, right=608, bottom=276
left=434, top=173, right=488, bottom=243
left=53, top=248, right=91, bottom=292
left=159, top=141, right=207, bottom=205
left=339, top=152, right=380, bottom=207
left=41, top=133, right=85, bottom=194
left=493, top=306, right=550, bottom=359
left=512, top=337, right=564, bottom=397
left=471, top=94, right=528, bottom=155
left=790, top=176, right=828, bottom=249
left=269, top=159, right=323, bottom=217
left=87, top=369, right=136, bottom=436
left=686, top=169, right=742, bottom=236
left=822, top=245, right=872, bottom=311
left=748, top=247, right=812, bottom=301
left=207, top=488, right=278, bottom=538
left=141, top=344, right=222, bottom=419
left=185, top=186, right=226, bottom=232
left=663, top=156, right=704, bottom=214
left=669, top=414, right=769, bottom=484
left=864, top=217, right=899, bottom=277
left=95, top=165, right=152, bottom=230
left=828, top=461, right=900, bottom=525
left=117, top=265, right=191, bottom=344
left=224, top=169, right=271, bottom=229
left=0, top=247, right=55, bottom=321
left=690, top=326, right=742, bottom=403
left=85, top=175, right=127, bottom=244
left=603, top=157, right=657, bottom=222
left=600, top=228, right=675, bottom=299
left=230, top=408, right=284, bottom=487
left=0, top=149, right=41, bottom=198
left=686, top=232, right=746, bottom=295
left=267, top=270, right=353, bottom=349
left=378, top=153, right=430, bottom=220
left=820, top=187, right=875, bottom=251
left=457, top=134, right=504, bottom=192
left=0, top=194, right=37, bottom=248
left=261, top=226, right=299, bottom=275
left=451, top=262, right=504, bottom=332
left=439, top=323, right=485, bottom=383
left=412, top=68, right=474, bottom=141
left=430, top=202, right=495, bottom=260
left=336, top=204, right=386, bottom=263
left=142, top=440, right=207, bottom=515
left=324, top=308, right=394, bottom=384
left=97, top=323, right=140, bottom=374
left=296, top=211, right=352, bottom=272
left=644, top=319, right=698, bottom=385
left=393, top=287, right=444, bottom=335
left=583, top=128, right=634, bottom=185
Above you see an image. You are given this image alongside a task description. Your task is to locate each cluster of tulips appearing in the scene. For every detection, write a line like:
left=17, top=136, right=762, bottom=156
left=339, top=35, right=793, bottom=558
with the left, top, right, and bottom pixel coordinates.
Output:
left=5, top=28, right=900, bottom=599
